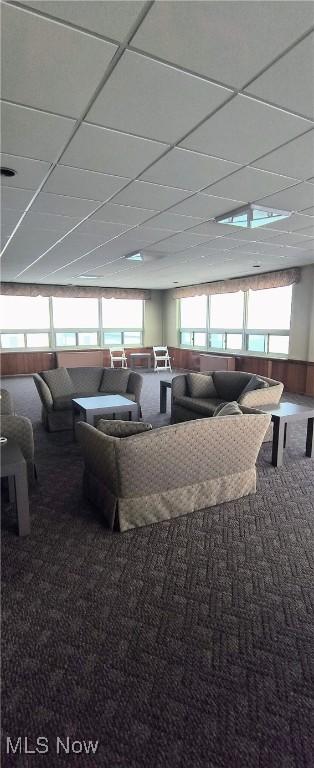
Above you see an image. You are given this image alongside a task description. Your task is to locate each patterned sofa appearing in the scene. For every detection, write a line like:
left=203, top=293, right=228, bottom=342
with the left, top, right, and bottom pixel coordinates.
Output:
left=33, top=366, right=143, bottom=432
left=76, top=410, right=271, bottom=532
left=171, top=370, right=283, bottom=423
left=0, top=388, right=36, bottom=484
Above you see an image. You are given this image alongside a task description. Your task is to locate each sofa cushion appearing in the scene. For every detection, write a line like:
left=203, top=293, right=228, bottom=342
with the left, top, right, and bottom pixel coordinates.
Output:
left=213, top=371, right=252, bottom=401
left=53, top=392, right=98, bottom=411
left=41, top=367, right=74, bottom=399
left=213, top=401, right=243, bottom=417
left=175, top=395, right=223, bottom=416
left=240, top=374, right=269, bottom=397
left=187, top=372, right=217, bottom=398
left=99, top=368, right=129, bottom=394
left=97, top=419, right=152, bottom=438
left=68, top=367, right=103, bottom=394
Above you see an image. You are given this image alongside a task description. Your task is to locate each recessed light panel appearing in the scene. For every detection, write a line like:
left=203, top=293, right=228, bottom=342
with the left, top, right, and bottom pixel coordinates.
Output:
left=215, top=203, right=292, bottom=229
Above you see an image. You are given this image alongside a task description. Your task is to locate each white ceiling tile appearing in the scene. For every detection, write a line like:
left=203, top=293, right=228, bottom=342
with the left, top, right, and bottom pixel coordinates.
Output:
left=301, top=207, right=314, bottom=216
left=21, top=212, right=82, bottom=234
left=296, top=223, right=314, bottom=237
left=181, top=95, right=312, bottom=164
left=257, top=182, right=314, bottom=211
left=111, top=181, right=190, bottom=211
left=140, top=148, right=240, bottom=192
left=0, top=153, right=50, bottom=190
left=44, top=165, right=130, bottom=201
left=187, top=221, right=239, bottom=238
left=147, top=231, right=213, bottom=254
left=1, top=208, right=24, bottom=241
left=1, top=229, right=62, bottom=273
left=141, top=211, right=207, bottom=232
left=31, top=192, right=101, bottom=217
left=295, top=238, right=314, bottom=251
left=1, top=186, right=34, bottom=210
left=75, top=219, right=129, bottom=238
left=2, top=4, right=117, bottom=117
left=269, top=231, right=314, bottom=247
left=169, top=193, right=235, bottom=219
left=19, top=1, right=146, bottom=41
left=252, top=130, right=314, bottom=180
left=245, top=33, right=314, bottom=120
left=92, top=204, right=156, bottom=226
left=0, top=101, right=76, bottom=162
left=61, top=123, right=167, bottom=177
left=87, top=50, right=231, bottom=143
left=132, top=1, right=314, bottom=88
left=205, top=167, right=296, bottom=202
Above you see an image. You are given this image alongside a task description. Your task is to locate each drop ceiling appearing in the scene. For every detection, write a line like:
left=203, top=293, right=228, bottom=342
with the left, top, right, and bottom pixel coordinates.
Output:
left=0, top=0, right=313, bottom=290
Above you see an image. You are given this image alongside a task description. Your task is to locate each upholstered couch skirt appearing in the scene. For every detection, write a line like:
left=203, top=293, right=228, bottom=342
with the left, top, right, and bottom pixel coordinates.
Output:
left=83, top=466, right=256, bottom=532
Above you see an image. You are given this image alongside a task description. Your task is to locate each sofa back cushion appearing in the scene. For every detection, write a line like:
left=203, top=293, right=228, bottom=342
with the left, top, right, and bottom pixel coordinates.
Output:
left=97, top=419, right=152, bottom=438
left=213, top=371, right=252, bottom=401
left=187, top=372, right=217, bottom=398
left=41, top=367, right=74, bottom=399
left=240, top=374, right=269, bottom=397
left=99, top=368, right=129, bottom=394
left=68, top=367, right=103, bottom=394
left=213, top=401, right=243, bottom=417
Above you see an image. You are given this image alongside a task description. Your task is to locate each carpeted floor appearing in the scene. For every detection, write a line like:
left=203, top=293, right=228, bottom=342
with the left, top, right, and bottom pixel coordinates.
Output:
left=1, top=373, right=314, bottom=768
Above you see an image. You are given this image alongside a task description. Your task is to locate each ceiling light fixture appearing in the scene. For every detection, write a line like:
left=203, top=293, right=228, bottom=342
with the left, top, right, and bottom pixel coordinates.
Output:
left=77, top=275, right=99, bottom=279
left=0, top=167, right=16, bottom=177
left=125, top=252, right=143, bottom=262
left=215, top=203, right=292, bottom=229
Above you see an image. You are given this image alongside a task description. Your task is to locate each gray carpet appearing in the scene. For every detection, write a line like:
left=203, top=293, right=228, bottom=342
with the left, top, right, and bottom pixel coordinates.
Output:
left=1, top=373, right=314, bottom=768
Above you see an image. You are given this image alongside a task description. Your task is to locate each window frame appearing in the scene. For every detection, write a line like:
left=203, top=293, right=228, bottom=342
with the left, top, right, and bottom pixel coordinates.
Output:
left=179, top=289, right=291, bottom=358
left=0, top=297, right=145, bottom=351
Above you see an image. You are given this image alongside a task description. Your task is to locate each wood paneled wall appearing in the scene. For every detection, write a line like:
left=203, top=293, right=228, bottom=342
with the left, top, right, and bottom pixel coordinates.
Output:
left=169, top=347, right=314, bottom=397
left=0, top=347, right=154, bottom=376
left=1, top=348, right=314, bottom=396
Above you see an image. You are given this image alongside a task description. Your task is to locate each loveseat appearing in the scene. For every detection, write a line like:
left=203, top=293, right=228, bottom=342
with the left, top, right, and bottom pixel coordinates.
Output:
left=171, top=370, right=283, bottom=423
left=76, top=409, right=271, bottom=532
left=33, top=366, right=143, bottom=432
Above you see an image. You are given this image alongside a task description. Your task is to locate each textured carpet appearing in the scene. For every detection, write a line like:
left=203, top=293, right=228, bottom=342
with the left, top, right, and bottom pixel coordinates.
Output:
left=1, top=374, right=314, bottom=768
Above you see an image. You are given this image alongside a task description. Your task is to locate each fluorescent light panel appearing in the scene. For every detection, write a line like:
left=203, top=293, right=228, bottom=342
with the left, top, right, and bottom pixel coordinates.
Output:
left=215, top=203, right=292, bottom=229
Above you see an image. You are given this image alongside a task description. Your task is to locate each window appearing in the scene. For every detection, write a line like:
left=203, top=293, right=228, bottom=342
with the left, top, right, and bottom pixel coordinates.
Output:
left=52, top=297, right=98, bottom=328
left=0, top=295, right=145, bottom=351
left=0, top=296, right=50, bottom=330
left=26, top=333, right=50, bottom=348
left=210, top=292, right=244, bottom=329
left=102, top=299, right=143, bottom=329
left=180, top=284, right=292, bottom=356
left=247, top=286, right=292, bottom=330
left=102, top=299, right=143, bottom=346
left=180, top=296, right=207, bottom=329
left=1, top=333, right=25, bottom=349
left=0, top=296, right=50, bottom=349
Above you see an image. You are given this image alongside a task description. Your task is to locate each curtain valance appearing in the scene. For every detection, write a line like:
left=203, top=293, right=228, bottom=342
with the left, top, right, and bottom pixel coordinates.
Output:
left=172, top=268, right=300, bottom=299
left=0, top=283, right=151, bottom=300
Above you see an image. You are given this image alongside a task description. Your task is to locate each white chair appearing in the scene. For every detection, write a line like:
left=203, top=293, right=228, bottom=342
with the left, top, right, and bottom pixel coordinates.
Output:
left=153, top=346, right=172, bottom=372
left=109, top=348, right=128, bottom=368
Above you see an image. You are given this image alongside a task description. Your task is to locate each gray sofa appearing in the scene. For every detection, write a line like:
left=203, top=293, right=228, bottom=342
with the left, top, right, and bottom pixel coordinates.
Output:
left=77, top=409, right=271, bottom=532
left=171, top=370, right=283, bottom=423
left=33, top=366, right=143, bottom=432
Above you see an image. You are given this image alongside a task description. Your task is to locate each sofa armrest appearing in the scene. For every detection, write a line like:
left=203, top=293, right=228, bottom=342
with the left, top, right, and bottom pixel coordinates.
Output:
left=1, top=415, right=34, bottom=462
left=239, top=382, right=283, bottom=408
left=171, top=375, right=187, bottom=399
left=0, top=389, right=14, bottom=415
left=76, top=422, right=120, bottom=496
left=127, top=371, right=143, bottom=404
left=33, top=374, right=53, bottom=412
